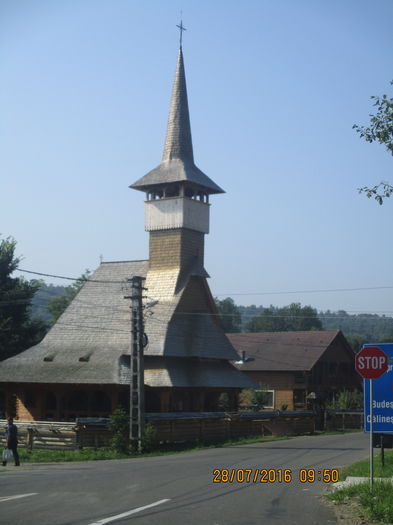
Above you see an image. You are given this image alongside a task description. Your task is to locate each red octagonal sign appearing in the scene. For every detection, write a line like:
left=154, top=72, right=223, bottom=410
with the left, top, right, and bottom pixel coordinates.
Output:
left=355, top=346, right=389, bottom=379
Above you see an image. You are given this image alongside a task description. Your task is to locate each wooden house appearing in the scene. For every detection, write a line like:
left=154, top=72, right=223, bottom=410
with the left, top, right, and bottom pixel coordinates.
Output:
left=229, top=330, right=361, bottom=410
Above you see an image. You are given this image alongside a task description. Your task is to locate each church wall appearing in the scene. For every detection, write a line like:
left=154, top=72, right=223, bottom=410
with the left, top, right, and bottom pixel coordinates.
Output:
left=9, top=384, right=120, bottom=422
left=175, top=276, right=215, bottom=317
left=149, top=229, right=204, bottom=270
left=6, top=384, right=238, bottom=421
left=145, top=198, right=209, bottom=233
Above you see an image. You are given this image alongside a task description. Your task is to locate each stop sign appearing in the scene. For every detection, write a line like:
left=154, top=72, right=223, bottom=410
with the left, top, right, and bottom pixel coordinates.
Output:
left=355, top=346, right=389, bottom=379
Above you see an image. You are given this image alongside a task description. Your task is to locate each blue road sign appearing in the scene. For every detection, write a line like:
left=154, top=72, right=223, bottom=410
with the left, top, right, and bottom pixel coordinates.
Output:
left=364, top=343, right=393, bottom=433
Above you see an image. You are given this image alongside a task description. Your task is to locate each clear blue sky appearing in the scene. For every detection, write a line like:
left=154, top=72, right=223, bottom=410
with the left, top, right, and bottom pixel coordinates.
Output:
left=1, top=0, right=392, bottom=315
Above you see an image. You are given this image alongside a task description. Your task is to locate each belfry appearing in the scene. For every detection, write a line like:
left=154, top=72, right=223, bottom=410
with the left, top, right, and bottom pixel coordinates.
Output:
left=0, top=41, right=254, bottom=420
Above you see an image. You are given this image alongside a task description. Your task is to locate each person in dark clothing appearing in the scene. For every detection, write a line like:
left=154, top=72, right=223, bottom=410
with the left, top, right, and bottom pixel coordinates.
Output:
left=2, top=417, right=20, bottom=466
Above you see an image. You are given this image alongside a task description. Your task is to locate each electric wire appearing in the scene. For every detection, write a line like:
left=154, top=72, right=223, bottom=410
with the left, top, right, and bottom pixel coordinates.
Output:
left=15, top=267, right=393, bottom=296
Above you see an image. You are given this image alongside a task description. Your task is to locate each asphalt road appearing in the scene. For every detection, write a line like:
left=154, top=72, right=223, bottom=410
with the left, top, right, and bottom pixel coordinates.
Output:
left=0, top=432, right=369, bottom=525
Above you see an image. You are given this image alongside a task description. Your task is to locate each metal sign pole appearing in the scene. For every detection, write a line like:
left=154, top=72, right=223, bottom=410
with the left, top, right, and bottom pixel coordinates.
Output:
left=370, top=378, right=373, bottom=489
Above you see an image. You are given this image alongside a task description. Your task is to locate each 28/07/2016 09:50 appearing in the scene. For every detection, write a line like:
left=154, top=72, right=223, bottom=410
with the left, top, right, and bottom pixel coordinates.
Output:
left=212, top=468, right=339, bottom=484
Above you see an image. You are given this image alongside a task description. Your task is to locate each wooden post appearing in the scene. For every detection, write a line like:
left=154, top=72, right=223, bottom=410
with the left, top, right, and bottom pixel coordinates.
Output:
left=27, top=427, right=34, bottom=450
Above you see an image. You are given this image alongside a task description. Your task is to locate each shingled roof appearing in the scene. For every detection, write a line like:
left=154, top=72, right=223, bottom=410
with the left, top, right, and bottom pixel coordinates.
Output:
left=0, top=261, right=254, bottom=388
left=228, top=331, right=353, bottom=372
left=131, top=47, right=224, bottom=194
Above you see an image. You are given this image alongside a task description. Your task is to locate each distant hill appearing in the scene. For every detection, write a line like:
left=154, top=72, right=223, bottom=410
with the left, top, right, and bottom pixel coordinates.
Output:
left=32, top=288, right=393, bottom=350
left=238, top=304, right=393, bottom=348
left=30, top=283, right=67, bottom=322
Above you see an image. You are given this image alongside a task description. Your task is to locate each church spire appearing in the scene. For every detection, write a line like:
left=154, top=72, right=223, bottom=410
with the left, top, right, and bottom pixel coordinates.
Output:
left=131, top=38, right=224, bottom=194
left=162, top=47, right=194, bottom=163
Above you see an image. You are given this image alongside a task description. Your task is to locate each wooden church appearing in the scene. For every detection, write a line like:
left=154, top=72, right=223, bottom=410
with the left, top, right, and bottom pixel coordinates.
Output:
left=0, top=44, right=255, bottom=421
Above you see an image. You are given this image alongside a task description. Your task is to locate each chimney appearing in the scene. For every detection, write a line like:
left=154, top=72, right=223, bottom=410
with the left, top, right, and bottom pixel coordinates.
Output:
left=242, top=350, right=246, bottom=362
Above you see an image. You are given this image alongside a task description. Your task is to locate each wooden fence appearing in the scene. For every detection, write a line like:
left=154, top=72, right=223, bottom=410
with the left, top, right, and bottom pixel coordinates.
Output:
left=0, top=420, right=77, bottom=450
left=1, top=411, right=315, bottom=450
left=324, top=410, right=363, bottom=431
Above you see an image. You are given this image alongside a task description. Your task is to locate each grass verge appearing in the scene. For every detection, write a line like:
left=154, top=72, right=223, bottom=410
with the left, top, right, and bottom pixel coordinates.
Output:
left=327, top=482, right=393, bottom=524
left=340, top=449, right=393, bottom=479
left=326, top=449, right=393, bottom=524
left=17, top=435, right=292, bottom=463
left=13, top=429, right=361, bottom=464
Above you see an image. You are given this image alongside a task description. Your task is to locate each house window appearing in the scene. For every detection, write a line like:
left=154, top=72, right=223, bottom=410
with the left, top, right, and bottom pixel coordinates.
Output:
left=294, top=372, right=304, bottom=384
left=255, top=389, right=274, bottom=409
left=293, top=389, right=306, bottom=408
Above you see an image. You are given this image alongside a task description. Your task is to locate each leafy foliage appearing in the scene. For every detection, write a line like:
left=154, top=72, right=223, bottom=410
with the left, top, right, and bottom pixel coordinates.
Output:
left=319, top=310, right=393, bottom=347
left=354, top=81, right=393, bottom=204
left=45, top=270, right=91, bottom=324
left=108, top=408, right=157, bottom=454
left=0, top=236, right=47, bottom=361
left=108, top=408, right=130, bottom=454
left=239, top=387, right=272, bottom=409
left=326, top=389, right=363, bottom=410
left=245, top=303, right=322, bottom=332
left=141, top=423, right=158, bottom=453
left=214, top=297, right=242, bottom=332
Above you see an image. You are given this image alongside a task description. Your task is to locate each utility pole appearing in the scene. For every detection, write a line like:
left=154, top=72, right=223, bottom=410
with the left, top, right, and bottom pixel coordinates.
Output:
left=124, top=276, right=146, bottom=453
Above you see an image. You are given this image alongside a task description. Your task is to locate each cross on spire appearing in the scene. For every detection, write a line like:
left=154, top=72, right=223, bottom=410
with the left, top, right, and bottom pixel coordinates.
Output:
left=176, top=19, right=186, bottom=48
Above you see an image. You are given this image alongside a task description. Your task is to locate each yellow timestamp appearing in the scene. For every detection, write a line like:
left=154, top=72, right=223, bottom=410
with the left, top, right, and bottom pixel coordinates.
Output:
left=212, top=468, right=339, bottom=484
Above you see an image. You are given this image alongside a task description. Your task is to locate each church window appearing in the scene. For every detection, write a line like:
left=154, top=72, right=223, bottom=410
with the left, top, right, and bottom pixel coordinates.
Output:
left=45, top=392, right=57, bottom=410
left=68, top=390, right=88, bottom=411
left=185, top=187, right=195, bottom=198
left=24, top=391, right=36, bottom=409
left=166, top=185, right=180, bottom=197
left=91, top=391, right=111, bottom=412
left=0, top=390, right=5, bottom=419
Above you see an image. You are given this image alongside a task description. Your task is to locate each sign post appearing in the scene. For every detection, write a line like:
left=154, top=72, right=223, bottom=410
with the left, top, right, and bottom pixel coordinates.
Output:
left=369, top=378, right=373, bottom=487
left=355, top=346, right=388, bottom=488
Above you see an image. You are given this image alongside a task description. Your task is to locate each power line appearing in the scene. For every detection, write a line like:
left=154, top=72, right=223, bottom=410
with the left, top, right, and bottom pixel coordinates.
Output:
left=215, top=285, right=393, bottom=296
left=16, top=268, right=126, bottom=284
left=15, top=267, right=393, bottom=296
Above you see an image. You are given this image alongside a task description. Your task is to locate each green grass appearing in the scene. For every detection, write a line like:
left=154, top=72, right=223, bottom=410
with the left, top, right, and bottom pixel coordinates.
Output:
left=327, top=482, right=393, bottom=524
left=340, top=450, right=393, bottom=479
left=13, top=429, right=362, bottom=464
left=16, top=435, right=292, bottom=463
left=18, top=447, right=130, bottom=463
left=326, top=449, right=393, bottom=524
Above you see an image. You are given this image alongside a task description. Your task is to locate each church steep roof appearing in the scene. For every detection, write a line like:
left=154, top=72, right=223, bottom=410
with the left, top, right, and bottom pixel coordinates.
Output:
left=0, top=261, right=253, bottom=388
left=131, top=48, right=224, bottom=194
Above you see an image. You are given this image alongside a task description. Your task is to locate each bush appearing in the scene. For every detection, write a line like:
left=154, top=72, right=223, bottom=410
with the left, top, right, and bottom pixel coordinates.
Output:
left=141, top=423, right=157, bottom=453
left=108, top=408, right=130, bottom=454
left=326, top=390, right=363, bottom=410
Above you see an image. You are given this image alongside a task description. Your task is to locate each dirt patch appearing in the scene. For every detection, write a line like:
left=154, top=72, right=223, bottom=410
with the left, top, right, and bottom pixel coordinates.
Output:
left=324, top=497, right=385, bottom=525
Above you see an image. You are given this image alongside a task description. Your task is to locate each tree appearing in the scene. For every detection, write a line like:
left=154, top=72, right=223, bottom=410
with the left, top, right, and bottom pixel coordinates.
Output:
left=214, top=297, right=242, bottom=333
left=353, top=81, right=393, bottom=204
left=245, top=303, right=322, bottom=333
left=0, top=236, right=47, bottom=361
left=46, top=269, right=91, bottom=324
